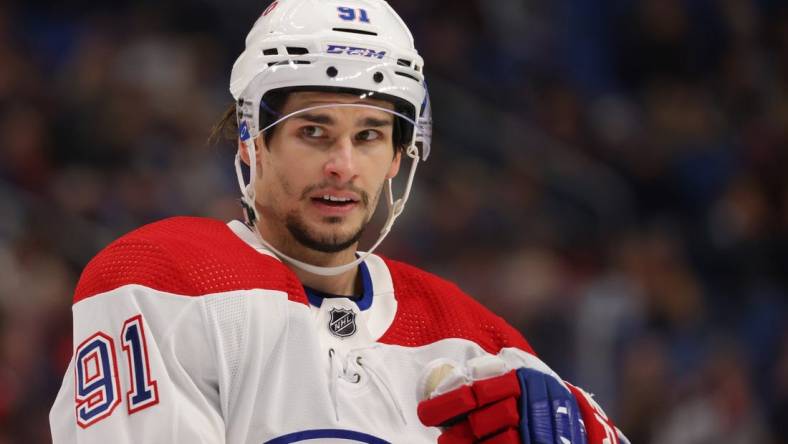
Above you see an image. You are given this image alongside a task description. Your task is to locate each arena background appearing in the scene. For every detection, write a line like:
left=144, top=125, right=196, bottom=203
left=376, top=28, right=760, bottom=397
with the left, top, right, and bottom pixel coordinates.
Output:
left=1, top=0, right=787, bottom=442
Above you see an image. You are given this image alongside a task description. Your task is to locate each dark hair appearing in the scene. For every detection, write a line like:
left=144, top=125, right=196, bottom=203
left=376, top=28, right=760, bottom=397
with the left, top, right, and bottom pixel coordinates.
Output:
left=208, top=89, right=290, bottom=148
left=208, top=103, right=238, bottom=147
left=209, top=88, right=412, bottom=155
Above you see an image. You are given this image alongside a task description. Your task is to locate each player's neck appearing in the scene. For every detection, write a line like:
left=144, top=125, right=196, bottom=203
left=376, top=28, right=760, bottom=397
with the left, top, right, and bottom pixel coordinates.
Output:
left=272, top=238, right=361, bottom=295
left=292, top=258, right=360, bottom=296
left=253, top=216, right=361, bottom=295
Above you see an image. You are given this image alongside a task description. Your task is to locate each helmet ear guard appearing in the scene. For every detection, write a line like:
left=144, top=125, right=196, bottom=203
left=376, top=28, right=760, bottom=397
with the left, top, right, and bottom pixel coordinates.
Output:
left=234, top=119, right=259, bottom=226
left=416, top=86, right=433, bottom=160
left=229, top=0, right=432, bottom=276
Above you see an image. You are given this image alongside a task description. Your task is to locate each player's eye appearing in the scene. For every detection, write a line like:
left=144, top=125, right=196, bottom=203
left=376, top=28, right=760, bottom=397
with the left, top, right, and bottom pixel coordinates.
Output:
left=300, top=126, right=326, bottom=138
left=356, top=129, right=381, bottom=142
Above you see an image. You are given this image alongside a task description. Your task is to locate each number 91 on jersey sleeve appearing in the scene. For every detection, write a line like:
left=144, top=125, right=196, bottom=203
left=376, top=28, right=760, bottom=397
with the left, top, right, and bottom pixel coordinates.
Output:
left=74, top=314, right=159, bottom=428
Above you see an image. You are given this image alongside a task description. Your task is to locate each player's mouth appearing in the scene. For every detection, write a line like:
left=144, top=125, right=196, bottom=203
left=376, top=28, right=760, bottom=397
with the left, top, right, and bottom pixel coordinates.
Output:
left=309, top=192, right=361, bottom=216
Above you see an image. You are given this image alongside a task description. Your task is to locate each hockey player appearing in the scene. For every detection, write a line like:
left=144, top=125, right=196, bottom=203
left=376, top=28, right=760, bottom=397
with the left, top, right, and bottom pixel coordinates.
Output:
left=50, top=0, right=628, bottom=443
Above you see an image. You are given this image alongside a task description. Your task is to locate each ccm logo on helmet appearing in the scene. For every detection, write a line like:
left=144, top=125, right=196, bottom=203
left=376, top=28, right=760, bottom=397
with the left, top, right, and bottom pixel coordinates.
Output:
left=326, top=44, right=386, bottom=59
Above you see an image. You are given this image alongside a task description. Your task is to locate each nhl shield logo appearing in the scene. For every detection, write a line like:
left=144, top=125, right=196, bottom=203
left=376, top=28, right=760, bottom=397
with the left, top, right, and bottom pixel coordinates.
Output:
left=328, top=308, right=357, bottom=338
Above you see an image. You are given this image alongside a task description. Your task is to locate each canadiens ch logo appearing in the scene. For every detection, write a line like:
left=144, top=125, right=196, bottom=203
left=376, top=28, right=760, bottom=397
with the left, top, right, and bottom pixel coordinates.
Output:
left=328, top=308, right=357, bottom=338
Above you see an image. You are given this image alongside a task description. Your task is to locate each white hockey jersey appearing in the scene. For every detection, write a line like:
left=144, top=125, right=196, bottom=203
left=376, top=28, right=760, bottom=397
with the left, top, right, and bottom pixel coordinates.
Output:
left=49, top=217, right=617, bottom=443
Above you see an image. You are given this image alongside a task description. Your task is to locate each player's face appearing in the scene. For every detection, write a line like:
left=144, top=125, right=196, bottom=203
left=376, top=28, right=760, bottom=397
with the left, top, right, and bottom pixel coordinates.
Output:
left=252, top=91, right=402, bottom=255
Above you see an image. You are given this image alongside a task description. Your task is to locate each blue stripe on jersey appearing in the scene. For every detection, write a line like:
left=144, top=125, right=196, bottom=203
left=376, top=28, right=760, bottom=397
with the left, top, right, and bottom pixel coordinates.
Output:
left=303, top=260, right=373, bottom=311
left=264, top=428, right=390, bottom=443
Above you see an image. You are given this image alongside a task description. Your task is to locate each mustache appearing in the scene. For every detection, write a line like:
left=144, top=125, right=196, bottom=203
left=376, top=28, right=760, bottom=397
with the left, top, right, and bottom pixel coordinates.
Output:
left=300, top=182, right=370, bottom=207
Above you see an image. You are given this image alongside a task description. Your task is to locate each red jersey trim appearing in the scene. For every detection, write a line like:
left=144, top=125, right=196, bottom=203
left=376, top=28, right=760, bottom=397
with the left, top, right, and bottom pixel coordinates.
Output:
left=73, top=217, right=308, bottom=305
left=378, top=259, right=534, bottom=356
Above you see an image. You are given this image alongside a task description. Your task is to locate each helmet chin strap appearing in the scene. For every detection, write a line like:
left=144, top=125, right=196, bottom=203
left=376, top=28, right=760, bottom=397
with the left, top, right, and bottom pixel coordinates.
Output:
left=234, top=126, right=421, bottom=277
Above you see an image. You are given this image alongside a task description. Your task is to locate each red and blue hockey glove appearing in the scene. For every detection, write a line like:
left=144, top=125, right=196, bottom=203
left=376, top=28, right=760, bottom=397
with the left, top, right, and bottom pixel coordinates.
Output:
left=417, top=355, right=626, bottom=444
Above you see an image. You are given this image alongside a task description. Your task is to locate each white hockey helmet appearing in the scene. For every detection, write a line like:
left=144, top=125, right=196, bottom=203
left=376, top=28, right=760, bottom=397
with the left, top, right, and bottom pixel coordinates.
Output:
left=229, top=0, right=432, bottom=276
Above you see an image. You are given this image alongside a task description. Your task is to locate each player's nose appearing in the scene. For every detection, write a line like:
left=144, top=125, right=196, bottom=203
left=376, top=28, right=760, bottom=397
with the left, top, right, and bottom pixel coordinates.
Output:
left=323, top=136, right=358, bottom=183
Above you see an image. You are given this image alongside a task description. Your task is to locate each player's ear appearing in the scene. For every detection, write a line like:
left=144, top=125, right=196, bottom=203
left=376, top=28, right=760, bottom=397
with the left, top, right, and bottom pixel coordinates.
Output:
left=238, top=134, right=266, bottom=167
left=238, top=138, right=251, bottom=166
left=386, top=148, right=402, bottom=179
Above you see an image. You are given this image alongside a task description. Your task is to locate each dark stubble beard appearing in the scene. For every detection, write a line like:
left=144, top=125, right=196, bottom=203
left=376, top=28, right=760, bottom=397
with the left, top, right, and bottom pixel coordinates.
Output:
left=285, top=214, right=366, bottom=253
left=284, top=184, right=378, bottom=253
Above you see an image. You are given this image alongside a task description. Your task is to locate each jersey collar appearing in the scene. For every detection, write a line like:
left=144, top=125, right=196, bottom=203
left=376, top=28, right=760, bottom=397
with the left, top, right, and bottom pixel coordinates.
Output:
left=303, top=260, right=374, bottom=311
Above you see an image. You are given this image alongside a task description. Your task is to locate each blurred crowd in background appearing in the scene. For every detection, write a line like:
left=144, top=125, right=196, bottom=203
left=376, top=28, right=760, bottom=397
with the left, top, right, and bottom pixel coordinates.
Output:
left=0, top=0, right=786, bottom=442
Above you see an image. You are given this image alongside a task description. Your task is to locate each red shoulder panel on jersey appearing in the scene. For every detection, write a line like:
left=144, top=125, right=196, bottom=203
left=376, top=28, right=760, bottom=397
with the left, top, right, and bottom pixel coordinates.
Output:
left=73, top=217, right=308, bottom=305
left=379, top=259, right=535, bottom=356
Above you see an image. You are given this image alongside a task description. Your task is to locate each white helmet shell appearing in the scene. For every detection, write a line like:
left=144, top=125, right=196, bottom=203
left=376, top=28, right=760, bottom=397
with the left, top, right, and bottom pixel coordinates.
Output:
left=231, top=0, right=429, bottom=158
